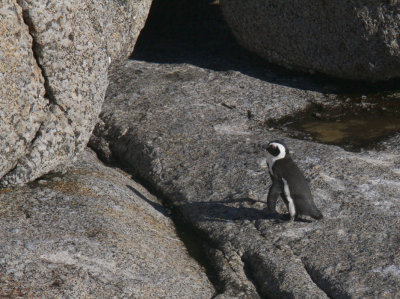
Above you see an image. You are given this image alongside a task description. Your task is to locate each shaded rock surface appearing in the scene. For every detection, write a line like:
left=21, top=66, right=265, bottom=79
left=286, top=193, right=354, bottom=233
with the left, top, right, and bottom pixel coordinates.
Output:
left=0, top=0, right=152, bottom=186
left=220, top=0, right=400, bottom=81
left=91, top=58, right=400, bottom=298
left=0, top=149, right=215, bottom=298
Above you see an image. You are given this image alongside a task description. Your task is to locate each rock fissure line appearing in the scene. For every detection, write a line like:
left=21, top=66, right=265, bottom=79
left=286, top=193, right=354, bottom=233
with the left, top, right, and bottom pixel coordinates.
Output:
left=19, top=6, right=54, bottom=106
left=15, top=4, right=48, bottom=148
left=25, top=122, right=43, bottom=152
left=88, top=148, right=226, bottom=297
left=212, top=245, right=261, bottom=297
left=146, top=195, right=235, bottom=297
left=241, top=251, right=293, bottom=298
left=261, top=229, right=332, bottom=298
left=301, top=259, right=351, bottom=299
left=166, top=206, right=226, bottom=296
left=297, top=257, right=331, bottom=298
left=18, top=4, right=77, bottom=144
left=240, top=251, right=268, bottom=298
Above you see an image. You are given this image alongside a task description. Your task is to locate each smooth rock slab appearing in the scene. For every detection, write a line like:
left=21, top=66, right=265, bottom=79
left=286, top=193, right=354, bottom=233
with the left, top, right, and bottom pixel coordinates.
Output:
left=0, top=0, right=152, bottom=186
left=91, top=59, right=400, bottom=298
left=220, top=0, right=400, bottom=81
left=0, top=149, right=215, bottom=298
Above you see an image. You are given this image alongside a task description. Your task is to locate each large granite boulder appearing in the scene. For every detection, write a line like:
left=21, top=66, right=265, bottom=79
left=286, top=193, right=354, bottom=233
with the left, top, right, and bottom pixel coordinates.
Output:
left=91, top=58, right=400, bottom=297
left=0, top=1, right=48, bottom=180
left=220, top=0, right=400, bottom=81
left=0, top=149, right=215, bottom=298
left=0, top=0, right=152, bottom=186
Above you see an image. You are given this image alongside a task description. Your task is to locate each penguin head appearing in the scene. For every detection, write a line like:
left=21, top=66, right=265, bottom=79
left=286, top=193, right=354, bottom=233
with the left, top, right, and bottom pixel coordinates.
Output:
left=266, top=140, right=289, bottom=160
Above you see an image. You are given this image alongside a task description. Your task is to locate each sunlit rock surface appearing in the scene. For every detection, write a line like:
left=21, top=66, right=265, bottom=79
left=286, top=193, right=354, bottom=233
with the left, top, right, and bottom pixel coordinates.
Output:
left=0, top=149, right=215, bottom=298
left=0, top=0, right=152, bottom=186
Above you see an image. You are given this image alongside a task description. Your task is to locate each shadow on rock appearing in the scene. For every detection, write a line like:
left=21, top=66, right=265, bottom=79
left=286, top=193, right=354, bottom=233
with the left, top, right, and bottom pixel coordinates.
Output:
left=131, top=0, right=400, bottom=94
left=126, top=184, right=169, bottom=217
left=180, top=197, right=283, bottom=223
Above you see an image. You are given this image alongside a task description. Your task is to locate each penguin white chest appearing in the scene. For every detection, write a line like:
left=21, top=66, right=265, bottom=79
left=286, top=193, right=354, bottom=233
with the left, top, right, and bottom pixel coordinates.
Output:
left=266, top=154, right=274, bottom=175
left=282, top=178, right=296, bottom=217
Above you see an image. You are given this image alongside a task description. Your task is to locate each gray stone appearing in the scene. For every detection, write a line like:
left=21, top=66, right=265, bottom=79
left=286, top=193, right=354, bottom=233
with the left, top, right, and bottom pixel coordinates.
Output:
left=220, top=0, right=400, bottom=81
left=0, top=1, right=48, bottom=179
left=0, top=0, right=152, bottom=186
left=0, top=149, right=215, bottom=298
left=91, top=59, right=400, bottom=298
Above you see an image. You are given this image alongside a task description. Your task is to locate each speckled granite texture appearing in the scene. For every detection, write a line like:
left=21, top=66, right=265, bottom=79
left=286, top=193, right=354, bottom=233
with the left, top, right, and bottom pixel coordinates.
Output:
left=221, top=0, right=400, bottom=81
left=0, top=0, right=152, bottom=186
left=0, top=149, right=215, bottom=298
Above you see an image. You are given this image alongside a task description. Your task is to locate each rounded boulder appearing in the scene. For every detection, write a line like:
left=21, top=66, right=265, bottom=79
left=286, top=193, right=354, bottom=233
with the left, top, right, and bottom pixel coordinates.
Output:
left=220, top=0, right=400, bottom=81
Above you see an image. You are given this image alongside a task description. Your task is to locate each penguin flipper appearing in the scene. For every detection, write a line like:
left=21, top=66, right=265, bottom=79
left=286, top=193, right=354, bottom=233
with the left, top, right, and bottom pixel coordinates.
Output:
left=267, top=179, right=282, bottom=213
left=310, top=209, right=323, bottom=220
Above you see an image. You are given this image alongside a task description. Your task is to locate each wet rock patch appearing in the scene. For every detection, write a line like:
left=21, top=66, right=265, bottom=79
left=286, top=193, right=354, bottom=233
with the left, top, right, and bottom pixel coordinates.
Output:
left=273, top=92, right=400, bottom=151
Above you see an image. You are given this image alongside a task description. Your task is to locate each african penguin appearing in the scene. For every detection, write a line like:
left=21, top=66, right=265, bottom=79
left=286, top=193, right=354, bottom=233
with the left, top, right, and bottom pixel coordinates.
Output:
left=265, top=140, right=323, bottom=221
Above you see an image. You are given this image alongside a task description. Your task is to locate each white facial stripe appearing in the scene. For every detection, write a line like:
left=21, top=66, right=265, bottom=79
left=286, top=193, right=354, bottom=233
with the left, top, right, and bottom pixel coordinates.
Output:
left=270, top=143, right=286, bottom=160
left=266, top=142, right=286, bottom=174
left=282, top=178, right=296, bottom=217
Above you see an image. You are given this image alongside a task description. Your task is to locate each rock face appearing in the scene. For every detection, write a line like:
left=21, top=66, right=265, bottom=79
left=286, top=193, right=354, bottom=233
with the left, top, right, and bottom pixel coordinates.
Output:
left=0, top=0, right=152, bottom=186
left=0, top=1, right=48, bottom=180
left=220, top=0, right=400, bottom=81
left=0, top=149, right=215, bottom=298
left=91, top=58, right=400, bottom=297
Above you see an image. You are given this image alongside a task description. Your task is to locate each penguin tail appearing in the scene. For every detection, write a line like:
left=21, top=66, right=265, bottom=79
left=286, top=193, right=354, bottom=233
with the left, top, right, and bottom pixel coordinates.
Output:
left=311, top=210, right=323, bottom=220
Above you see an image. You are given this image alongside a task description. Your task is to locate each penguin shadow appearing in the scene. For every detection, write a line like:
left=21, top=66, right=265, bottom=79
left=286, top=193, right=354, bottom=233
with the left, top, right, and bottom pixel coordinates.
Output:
left=125, top=183, right=269, bottom=222
left=188, top=195, right=317, bottom=224
left=126, top=185, right=169, bottom=217
left=180, top=196, right=298, bottom=224
left=126, top=185, right=313, bottom=224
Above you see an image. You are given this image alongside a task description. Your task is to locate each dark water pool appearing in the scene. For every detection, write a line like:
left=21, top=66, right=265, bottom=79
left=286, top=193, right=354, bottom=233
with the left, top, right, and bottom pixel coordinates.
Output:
left=279, top=92, right=400, bottom=151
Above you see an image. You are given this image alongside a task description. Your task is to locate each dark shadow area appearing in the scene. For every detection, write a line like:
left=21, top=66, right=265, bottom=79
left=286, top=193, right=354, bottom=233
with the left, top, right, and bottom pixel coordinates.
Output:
left=131, top=0, right=400, bottom=94
left=179, top=197, right=312, bottom=223
left=182, top=198, right=272, bottom=223
left=126, top=184, right=169, bottom=217
left=302, top=260, right=352, bottom=299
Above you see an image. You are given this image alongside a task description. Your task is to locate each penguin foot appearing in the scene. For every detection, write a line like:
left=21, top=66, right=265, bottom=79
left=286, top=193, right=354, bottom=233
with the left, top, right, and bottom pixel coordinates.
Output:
left=294, top=216, right=313, bottom=223
left=280, top=214, right=291, bottom=221
left=281, top=214, right=313, bottom=223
